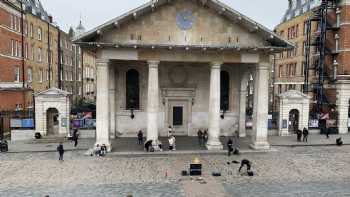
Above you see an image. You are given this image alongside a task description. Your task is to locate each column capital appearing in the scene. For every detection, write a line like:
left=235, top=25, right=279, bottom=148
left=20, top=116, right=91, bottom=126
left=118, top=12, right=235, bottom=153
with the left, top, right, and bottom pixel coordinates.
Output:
left=210, top=62, right=223, bottom=69
left=256, top=63, right=269, bottom=71
left=147, top=60, right=160, bottom=68
left=96, top=59, right=110, bottom=67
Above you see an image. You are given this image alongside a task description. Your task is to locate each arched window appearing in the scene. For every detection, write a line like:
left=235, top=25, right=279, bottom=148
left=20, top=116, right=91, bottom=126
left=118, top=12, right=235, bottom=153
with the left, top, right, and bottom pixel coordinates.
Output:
left=126, top=69, right=140, bottom=110
left=220, top=71, right=230, bottom=111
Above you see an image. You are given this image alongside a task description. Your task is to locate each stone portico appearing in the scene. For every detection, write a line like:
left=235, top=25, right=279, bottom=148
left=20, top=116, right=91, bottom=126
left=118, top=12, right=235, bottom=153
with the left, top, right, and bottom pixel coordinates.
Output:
left=75, top=0, right=292, bottom=150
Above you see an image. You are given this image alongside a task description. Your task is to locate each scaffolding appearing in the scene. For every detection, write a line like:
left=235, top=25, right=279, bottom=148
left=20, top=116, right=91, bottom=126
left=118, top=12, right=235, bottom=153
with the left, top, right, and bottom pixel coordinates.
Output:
left=304, top=0, right=339, bottom=115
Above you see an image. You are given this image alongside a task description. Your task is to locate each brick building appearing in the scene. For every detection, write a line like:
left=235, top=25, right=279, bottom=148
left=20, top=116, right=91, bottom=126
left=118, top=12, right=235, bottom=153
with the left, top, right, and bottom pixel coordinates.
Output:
left=0, top=0, right=32, bottom=111
left=273, top=0, right=350, bottom=134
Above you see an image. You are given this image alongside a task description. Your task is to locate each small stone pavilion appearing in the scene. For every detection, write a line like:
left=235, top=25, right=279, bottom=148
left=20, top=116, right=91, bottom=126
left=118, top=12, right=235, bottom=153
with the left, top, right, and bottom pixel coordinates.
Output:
left=74, top=0, right=292, bottom=150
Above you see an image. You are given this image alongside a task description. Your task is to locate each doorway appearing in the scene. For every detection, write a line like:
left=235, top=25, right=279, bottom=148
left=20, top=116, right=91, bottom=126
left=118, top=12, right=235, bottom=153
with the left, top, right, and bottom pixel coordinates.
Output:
left=46, top=108, right=59, bottom=135
left=289, top=109, right=299, bottom=133
left=168, top=100, right=188, bottom=136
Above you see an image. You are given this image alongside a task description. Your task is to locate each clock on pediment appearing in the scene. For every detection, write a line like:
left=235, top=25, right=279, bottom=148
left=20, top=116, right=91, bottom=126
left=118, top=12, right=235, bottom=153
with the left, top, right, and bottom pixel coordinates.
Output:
left=176, top=10, right=195, bottom=30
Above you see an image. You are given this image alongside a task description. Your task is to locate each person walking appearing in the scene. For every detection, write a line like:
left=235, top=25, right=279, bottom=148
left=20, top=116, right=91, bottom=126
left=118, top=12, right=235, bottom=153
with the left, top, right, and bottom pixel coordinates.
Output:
left=73, top=128, right=79, bottom=147
left=57, top=142, right=64, bottom=161
left=137, top=130, right=144, bottom=145
left=227, top=138, right=233, bottom=156
left=302, top=127, right=309, bottom=142
left=203, top=129, right=208, bottom=143
left=197, top=129, right=203, bottom=145
left=296, top=129, right=302, bottom=142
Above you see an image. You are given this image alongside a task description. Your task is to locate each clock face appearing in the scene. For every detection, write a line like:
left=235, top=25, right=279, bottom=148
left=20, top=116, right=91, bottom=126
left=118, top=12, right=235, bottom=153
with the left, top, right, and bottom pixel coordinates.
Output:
left=176, top=10, right=194, bottom=30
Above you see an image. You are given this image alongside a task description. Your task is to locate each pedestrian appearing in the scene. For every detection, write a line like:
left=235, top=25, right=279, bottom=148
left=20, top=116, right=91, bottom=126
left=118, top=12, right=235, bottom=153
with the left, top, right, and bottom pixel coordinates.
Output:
left=203, top=129, right=208, bottom=143
left=168, top=135, right=176, bottom=151
left=296, top=129, right=302, bottom=142
left=197, top=129, right=203, bottom=145
left=57, top=142, right=64, bottom=161
left=227, top=138, right=233, bottom=156
left=326, top=122, right=330, bottom=139
left=73, top=128, right=79, bottom=147
left=137, top=130, right=143, bottom=145
left=168, top=125, right=173, bottom=137
left=238, top=159, right=252, bottom=174
left=302, top=127, right=309, bottom=142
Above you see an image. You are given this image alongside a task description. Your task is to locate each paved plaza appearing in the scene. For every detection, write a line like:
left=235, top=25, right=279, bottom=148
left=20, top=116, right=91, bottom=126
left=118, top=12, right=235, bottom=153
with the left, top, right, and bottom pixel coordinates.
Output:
left=1, top=144, right=350, bottom=196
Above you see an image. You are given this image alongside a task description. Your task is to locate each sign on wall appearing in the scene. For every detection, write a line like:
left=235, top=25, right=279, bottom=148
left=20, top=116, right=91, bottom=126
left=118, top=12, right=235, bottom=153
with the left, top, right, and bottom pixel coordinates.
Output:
left=61, top=118, right=68, bottom=127
left=282, top=119, right=288, bottom=129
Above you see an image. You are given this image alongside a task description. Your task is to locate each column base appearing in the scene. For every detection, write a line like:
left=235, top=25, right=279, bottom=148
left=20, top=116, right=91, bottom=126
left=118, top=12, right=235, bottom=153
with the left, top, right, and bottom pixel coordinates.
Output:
left=206, top=141, right=223, bottom=150
left=338, top=127, right=349, bottom=135
left=95, top=141, right=112, bottom=152
left=250, top=141, right=270, bottom=150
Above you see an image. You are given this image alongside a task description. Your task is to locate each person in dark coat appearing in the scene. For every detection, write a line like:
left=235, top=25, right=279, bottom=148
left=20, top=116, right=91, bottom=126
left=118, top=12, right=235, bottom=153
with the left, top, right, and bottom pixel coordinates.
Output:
left=73, top=128, right=79, bottom=147
left=203, top=129, right=208, bottom=143
left=227, top=138, right=234, bottom=156
left=302, top=127, right=309, bottom=142
left=197, top=129, right=203, bottom=145
left=296, top=129, right=302, bottom=142
left=137, top=130, right=144, bottom=145
left=57, top=142, right=64, bottom=161
left=238, top=159, right=252, bottom=173
left=145, top=140, right=153, bottom=152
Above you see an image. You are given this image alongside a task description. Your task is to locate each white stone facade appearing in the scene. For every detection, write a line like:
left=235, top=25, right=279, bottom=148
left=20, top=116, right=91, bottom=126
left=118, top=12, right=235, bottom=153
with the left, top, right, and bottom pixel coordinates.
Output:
left=279, top=90, right=310, bottom=136
left=34, top=88, right=71, bottom=136
left=75, top=0, right=292, bottom=150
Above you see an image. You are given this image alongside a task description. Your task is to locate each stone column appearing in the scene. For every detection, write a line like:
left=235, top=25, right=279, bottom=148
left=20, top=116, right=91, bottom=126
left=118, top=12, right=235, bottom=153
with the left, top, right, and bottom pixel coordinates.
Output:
left=95, top=59, right=111, bottom=151
left=239, top=89, right=247, bottom=137
left=207, top=62, right=223, bottom=150
left=147, top=60, right=160, bottom=141
left=336, top=81, right=350, bottom=134
left=251, top=64, right=270, bottom=150
left=109, top=66, right=116, bottom=139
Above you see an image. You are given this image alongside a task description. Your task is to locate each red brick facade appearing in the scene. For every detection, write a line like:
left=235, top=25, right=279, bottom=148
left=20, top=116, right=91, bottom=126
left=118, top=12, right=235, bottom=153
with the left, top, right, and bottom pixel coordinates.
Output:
left=338, top=5, right=350, bottom=75
left=0, top=1, right=31, bottom=111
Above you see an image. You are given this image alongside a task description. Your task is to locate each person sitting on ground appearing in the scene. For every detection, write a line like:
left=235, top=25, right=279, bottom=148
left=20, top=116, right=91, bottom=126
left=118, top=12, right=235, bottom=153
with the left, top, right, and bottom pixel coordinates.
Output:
left=336, top=137, right=343, bottom=146
left=94, top=144, right=101, bottom=156
left=100, top=144, right=107, bottom=156
left=145, top=140, right=153, bottom=152
left=238, top=159, right=252, bottom=174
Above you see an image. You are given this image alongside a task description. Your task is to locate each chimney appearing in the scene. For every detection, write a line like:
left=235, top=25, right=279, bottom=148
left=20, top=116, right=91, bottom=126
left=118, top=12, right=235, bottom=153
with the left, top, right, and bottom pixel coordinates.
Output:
left=48, top=15, right=53, bottom=23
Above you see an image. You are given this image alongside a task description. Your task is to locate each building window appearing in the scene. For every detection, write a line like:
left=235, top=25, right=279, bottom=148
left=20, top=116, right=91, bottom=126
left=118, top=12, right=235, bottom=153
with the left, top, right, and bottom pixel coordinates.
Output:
left=126, top=69, right=140, bottom=110
left=14, top=66, right=20, bottom=82
left=37, top=27, right=42, bottom=41
left=278, top=85, right=282, bottom=94
left=24, top=43, right=28, bottom=59
left=279, top=65, right=283, bottom=77
left=30, top=23, right=33, bottom=38
left=27, top=68, right=32, bottom=82
left=11, top=40, right=15, bottom=56
left=38, top=47, right=42, bottom=62
left=39, top=69, right=43, bottom=83
left=220, top=71, right=230, bottom=111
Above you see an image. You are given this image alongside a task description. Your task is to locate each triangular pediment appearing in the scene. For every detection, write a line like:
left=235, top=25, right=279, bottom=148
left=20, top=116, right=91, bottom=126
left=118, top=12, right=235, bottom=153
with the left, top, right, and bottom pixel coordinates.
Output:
left=74, top=0, right=292, bottom=51
left=279, top=90, right=310, bottom=100
left=35, top=88, right=71, bottom=97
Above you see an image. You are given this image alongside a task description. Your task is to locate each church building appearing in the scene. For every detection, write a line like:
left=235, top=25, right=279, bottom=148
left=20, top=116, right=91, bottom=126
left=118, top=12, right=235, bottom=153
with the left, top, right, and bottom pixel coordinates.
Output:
left=74, top=0, right=292, bottom=150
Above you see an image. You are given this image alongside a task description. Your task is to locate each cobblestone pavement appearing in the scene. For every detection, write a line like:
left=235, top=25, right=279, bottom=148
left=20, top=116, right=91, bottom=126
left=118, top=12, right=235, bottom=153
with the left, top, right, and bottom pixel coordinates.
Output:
left=1, top=146, right=350, bottom=196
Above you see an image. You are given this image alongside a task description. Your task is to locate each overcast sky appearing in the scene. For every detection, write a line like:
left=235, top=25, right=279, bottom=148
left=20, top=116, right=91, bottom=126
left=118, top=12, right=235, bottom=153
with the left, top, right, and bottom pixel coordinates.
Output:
left=40, top=0, right=288, bottom=32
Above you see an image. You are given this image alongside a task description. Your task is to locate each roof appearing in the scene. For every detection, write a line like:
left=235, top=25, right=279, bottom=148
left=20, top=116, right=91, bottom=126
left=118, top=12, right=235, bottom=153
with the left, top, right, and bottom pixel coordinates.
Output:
left=34, top=88, right=71, bottom=97
left=74, top=0, right=293, bottom=50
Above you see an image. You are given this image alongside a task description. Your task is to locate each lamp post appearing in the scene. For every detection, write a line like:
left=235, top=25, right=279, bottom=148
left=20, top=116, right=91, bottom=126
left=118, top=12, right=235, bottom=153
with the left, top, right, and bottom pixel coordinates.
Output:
left=129, top=98, right=135, bottom=119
